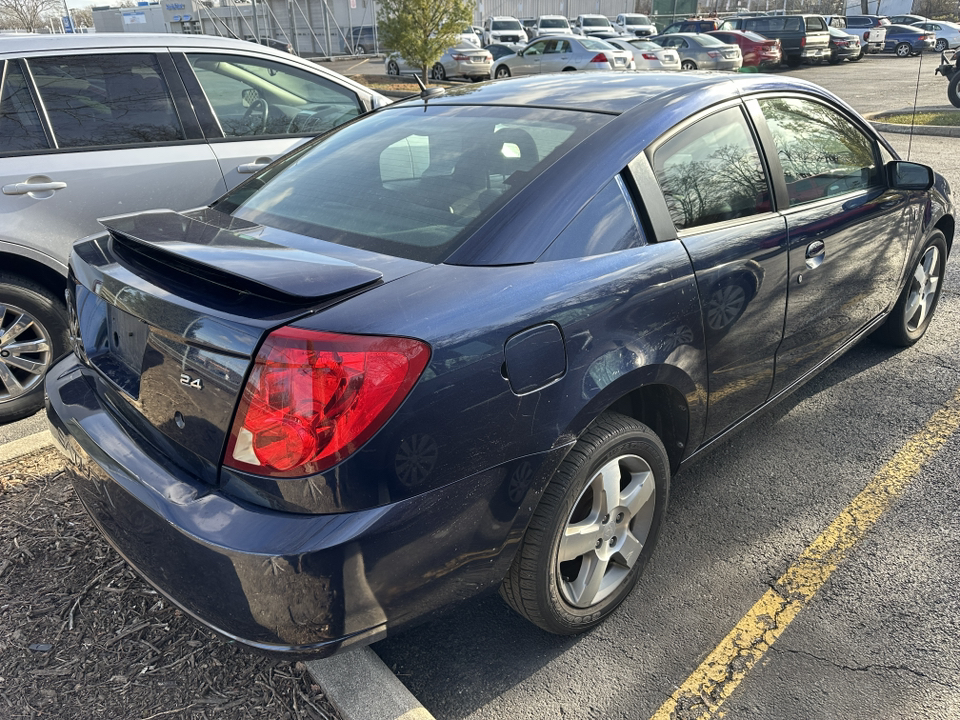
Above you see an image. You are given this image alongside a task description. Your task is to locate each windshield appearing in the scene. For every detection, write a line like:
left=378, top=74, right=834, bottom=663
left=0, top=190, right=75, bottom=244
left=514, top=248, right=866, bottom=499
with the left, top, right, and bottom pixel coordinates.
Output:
left=627, top=39, right=659, bottom=50
left=695, top=35, right=727, bottom=46
left=217, top=106, right=611, bottom=264
left=541, top=19, right=569, bottom=29
left=493, top=20, right=523, bottom=31
left=582, top=17, right=611, bottom=27
left=623, top=15, right=650, bottom=25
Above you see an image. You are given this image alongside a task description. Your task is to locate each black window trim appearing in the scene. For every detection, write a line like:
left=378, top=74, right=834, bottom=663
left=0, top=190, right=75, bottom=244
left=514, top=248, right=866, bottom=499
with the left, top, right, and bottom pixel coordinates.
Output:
left=21, top=49, right=194, bottom=152
left=746, top=90, right=887, bottom=214
left=0, top=58, right=55, bottom=154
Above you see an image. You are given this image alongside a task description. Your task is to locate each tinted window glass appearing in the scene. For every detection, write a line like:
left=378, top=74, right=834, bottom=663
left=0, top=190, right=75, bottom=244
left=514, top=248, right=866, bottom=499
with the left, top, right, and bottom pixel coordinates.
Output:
left=806, top=17, right=826, bottom=31
left=540, top=176, right=645, bottom=261
left=758, top=97, right=881, bottom=207
left=653, top=106, right=771, bottom=230
left=221, top=106, right=611, bottom=263
left=0, top=60, right=49, bottom=153
left=188, top=53, right=360, bottom=137
left=541, top=19, right=569, bottom=28
left=30, top=54, right=183, bottom=148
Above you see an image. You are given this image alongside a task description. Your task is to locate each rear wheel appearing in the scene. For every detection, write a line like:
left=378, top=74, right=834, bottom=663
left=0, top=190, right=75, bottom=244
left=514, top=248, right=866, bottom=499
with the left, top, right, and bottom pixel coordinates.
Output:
left=873, top=231, right=947, bottom=347
left=895, top=42, right=912, bottom=57
left=935, top=39, right=948, bottom=52
left=431, top=63, right=446, bottom=81
left=680, top=59, right=697, bottom=70
left=386, top=60, right=399, bottom=75
left=0, top=274, right=69, bottom=423
left=495, top=65, right=511, bottom=78
left=948, top=73, right=960, bottom=108
left=500, top=412, right=670, bottom=634
left=356, top=44, right=367, bottom=55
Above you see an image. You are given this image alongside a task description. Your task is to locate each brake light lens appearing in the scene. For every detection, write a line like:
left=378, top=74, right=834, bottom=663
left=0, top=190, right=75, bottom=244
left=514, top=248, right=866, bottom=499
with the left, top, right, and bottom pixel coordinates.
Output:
left=590, top=52, right=609, bottom=63
left=225, top=328, right=430, bottom=477
left=641, top=52, right=658, bottom=59
left=707, top=50, right=720, bottom=58
left=452, top=53, right=469, bottom=61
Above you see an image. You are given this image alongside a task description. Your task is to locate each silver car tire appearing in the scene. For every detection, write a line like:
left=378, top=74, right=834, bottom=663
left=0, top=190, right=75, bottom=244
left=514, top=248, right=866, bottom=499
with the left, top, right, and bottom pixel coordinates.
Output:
left=0, top=274, right=69, bottom=424
left=431, top=63, right=447, bottom=81
left=495, top=65, right=511, bottom=78
left=680, top=59, right=697, bottom=70
left=935, top=39, right=947, bottom=52
left=895, top=42, right=912, bottom=57
left=500, top=412, right=669, bottom=634
left=873, top=231, right=947, bottom=347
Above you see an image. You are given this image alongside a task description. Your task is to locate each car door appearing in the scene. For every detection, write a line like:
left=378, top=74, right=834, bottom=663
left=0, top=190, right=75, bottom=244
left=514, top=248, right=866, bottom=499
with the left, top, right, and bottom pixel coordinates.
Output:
left=512, top=40, right=547, bottom=75
left=646, top=103, right=788, bottom=439
left=174, top=50, right=368, bottom=190
left=0, top=51, right=225, bottom=271
left=752, top=96, right=913, bottom=395
left=539, top=39, right=570, bottom=73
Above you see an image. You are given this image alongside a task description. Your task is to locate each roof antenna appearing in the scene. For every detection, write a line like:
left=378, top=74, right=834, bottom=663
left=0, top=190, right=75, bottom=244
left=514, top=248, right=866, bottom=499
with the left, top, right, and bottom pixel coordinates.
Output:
left=907, top=47, right=924, bottom=162
left=413, top=74, right=444, bottom=103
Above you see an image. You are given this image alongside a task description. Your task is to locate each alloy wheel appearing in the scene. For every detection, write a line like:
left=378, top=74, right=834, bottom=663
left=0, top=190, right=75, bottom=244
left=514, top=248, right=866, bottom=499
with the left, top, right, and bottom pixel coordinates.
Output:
left=0, top=303, right=52, bottom=404
left=904, top=245, right=941, bottom=333
left=556, top=454, right=656, bottom=608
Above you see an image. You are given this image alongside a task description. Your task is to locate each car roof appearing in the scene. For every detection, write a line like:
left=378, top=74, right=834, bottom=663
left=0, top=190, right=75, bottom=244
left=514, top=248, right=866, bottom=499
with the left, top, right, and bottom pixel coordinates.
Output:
left=0, top=32, right=292, bottom=56
left=389, top=71, right=830, bottom=116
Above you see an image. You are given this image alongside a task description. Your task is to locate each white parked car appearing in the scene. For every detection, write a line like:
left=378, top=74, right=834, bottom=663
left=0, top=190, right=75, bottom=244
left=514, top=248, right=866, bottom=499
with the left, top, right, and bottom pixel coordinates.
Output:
left=573, top=14, right=614, bottom=36
left=613, top=13, right=658, bottom=39
left=483, top=16, right=527, bottom=46
left=532, top=15, right=574, bottom=39
left=492, top=36, right=634, bottom=78
left=603, top=37, right=681, bottom=71
left=0, top=33, right=386, bottom=422
left=912, top=21, right=960, bottom=52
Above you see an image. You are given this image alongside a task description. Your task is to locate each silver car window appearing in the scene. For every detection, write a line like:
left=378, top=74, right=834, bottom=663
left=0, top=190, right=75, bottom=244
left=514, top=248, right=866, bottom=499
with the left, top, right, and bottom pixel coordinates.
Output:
left=29, top=54, right=183, bottom=149
left=187, top=53, right=361, bottom=138
left=0, top=60, right=49, bottom=153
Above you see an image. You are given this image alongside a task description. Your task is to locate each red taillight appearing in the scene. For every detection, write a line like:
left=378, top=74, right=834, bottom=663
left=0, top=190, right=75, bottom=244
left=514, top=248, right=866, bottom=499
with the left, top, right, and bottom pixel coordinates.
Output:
left=590, top=52, right=609, bottom=63
left=865, top=30, right=871, bottom=40
left=225, top=328, right=430, bottom=477
left=800, top=36, right=806, bottom=47
left=707, top=50, right=720, bottom=58
left=641, top=52, right=658, bottom=59
left=452, top=53, right=469, bottom=61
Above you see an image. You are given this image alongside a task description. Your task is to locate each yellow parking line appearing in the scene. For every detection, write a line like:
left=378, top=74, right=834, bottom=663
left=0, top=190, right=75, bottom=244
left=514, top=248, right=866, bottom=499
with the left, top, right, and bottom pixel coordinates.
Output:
left=651, top=387, right=960, bottom=720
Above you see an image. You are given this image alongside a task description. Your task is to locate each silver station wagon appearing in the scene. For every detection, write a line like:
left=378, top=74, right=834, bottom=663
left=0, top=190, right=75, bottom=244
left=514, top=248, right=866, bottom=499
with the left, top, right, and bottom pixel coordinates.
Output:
left=0, top=33, right=386, bottom=422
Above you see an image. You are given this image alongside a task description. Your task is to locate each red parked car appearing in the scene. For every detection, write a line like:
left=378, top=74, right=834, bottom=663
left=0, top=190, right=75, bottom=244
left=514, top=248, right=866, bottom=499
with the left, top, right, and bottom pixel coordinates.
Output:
left=708, top=29, right=782, bottom=68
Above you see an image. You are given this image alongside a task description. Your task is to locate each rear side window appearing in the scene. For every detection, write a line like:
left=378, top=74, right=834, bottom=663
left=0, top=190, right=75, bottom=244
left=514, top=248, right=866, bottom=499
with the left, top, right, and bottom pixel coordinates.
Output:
left=805, top=17, right=826, bottom=31
left=652, top=106, right=772, bottom=230
left=758, top=97, right=881, bottom=207
left=29, top=54, right=183, bottom=149
left=221, top=105, right=611, bottom=263
left=0, top=60, right=48, bottom=153
left=540, top=176, right=645, bottom=261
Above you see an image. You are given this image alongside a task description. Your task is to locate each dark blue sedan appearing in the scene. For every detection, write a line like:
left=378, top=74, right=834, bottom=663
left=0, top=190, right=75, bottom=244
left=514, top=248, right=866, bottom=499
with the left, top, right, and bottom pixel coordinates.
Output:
left=47, top=72, right=953, bottom=657
left=883, top=23, right=936, bottom=55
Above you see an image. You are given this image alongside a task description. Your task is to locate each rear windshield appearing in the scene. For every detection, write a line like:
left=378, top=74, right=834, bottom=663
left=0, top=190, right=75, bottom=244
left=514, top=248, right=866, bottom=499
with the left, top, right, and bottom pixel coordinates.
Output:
left=743, top=31, right=768, bottom=42
left=695, top=34, right=727, bottom=46
left=493, top=20, right=523, bottom=31
left=580, top=37, right=615, bottom=50
left=218, top=106, right=611, bottom=264
left=627, top=39, right=660, bottom=50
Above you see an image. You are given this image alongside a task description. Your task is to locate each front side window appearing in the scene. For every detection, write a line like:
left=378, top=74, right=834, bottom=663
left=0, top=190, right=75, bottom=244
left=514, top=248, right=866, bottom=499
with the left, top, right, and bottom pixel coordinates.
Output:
left=219, top=106, right=611, bottom=263
left=653, top=106, right=772, bottom=230
left=187, top=53, right=361, bottom=138
left=758, top=97, right=881, bottom=207
left=30, top=53, right=183, bottom=148
left=540, top=176, right=645, bottom=261
left=0, top=60, right=49, bottom=153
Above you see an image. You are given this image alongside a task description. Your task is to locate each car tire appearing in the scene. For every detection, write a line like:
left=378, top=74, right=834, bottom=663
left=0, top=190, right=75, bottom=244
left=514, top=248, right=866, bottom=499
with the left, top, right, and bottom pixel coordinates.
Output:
left=948, top=73, right=960, bottom=108
left=895, top=42, right=912, bottom=57
left=0, top=274, right=69, bottom=424
left=680, top=59, right=697, bottom=70
left=499, top=412, right=669, bottom=635
left=828, top=50, right=841, bottom=64
left=386, top=60, right=399, bottom=75
left=495, top=65, right=511, bottom=78
left=356, top=44, right=367, bottom=55
left=873, top=231, right=948, bottom=347
left=431, top=63, right=446, bottom=81
left=935, top=39, right=947, bottom=52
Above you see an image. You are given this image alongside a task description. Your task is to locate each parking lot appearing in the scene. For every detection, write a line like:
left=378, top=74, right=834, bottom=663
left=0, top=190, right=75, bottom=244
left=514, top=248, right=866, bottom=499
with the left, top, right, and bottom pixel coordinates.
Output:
left=3, top=50, right=960, bottom=720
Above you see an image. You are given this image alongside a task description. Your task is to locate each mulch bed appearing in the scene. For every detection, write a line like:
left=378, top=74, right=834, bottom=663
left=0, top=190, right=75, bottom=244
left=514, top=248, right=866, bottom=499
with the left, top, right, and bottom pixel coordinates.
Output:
left=0, top=449, right=340, bottom=720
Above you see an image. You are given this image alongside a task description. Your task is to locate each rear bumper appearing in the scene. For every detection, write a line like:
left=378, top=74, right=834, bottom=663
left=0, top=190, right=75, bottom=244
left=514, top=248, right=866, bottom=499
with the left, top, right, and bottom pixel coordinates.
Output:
left=46, top=356, right=562, bottom=657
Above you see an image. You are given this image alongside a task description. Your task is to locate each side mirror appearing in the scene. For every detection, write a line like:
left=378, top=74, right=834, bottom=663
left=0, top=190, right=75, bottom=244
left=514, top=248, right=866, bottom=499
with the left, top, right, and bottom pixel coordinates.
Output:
left=887, top=160, right=934, bottom=190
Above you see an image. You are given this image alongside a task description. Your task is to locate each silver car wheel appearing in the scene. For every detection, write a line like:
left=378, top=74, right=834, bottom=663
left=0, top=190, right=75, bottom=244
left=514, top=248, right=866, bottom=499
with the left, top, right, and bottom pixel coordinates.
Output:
left=904, top=245, right=941, bottom=333
left=895, top=42, right=911, bottom=57
left=557, top=454, right=656, bottom=608
left=0, top=303, right=52, bottom=404
left=935, top=39, right=947, bottom=52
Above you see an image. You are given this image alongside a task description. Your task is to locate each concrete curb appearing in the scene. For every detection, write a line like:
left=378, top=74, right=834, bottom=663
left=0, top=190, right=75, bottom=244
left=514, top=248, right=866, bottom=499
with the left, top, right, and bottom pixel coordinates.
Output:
left=307, top=647, right=434, bottom=720
left=867, top=105, right=960, bottom=137
left=0, top=430, right=54, bottom=466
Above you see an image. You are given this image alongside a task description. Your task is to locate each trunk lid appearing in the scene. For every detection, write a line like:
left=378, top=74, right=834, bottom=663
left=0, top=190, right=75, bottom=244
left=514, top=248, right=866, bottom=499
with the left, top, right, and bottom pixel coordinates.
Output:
left=68, top=208, right=427, bottom=485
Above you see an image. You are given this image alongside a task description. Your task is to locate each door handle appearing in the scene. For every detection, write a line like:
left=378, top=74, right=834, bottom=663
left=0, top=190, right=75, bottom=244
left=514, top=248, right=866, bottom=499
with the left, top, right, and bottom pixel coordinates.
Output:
left=805, top=240, right=825, bottom=269
left=3, top=181, right=67, bottom=195
left=237, top=158, right=272, bottom=174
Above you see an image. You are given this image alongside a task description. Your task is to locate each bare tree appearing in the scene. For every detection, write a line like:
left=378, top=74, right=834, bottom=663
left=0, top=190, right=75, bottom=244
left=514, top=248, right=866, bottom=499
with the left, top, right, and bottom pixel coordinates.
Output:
left=70, top=5, right=93, bottom=28
left=0, top=0, right=61, bottom=30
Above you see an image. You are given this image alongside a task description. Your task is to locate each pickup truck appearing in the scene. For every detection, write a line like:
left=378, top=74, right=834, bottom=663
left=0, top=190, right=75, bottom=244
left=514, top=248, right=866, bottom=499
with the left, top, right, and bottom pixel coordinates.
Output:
left=719, top=14, right=830, bottom=66
left=843, top=15, right=889, bottom=54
